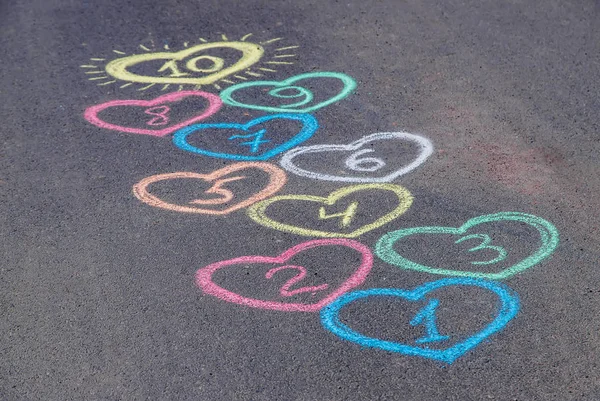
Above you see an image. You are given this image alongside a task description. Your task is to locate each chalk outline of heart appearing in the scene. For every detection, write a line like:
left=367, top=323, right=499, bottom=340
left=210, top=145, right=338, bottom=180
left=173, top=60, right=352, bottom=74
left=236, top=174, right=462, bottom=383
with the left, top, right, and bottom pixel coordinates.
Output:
left=280, top=132, right=434, bottom=183
left=219, top=71, right=357, bottom=113
left=84, top=91, right=223, bottom=137
left=246, top=183, right=413, bottom=238
left=320, top=278, right=520, bottom=364
left=375, top=212, right=559, bottom=280
left=195, top=238, right=374, bottom=312
left=132, top=162, right=287, bottom=215
left=172, top=113, right=318, bottom=161
left=104, top=41, right=264, bottom=85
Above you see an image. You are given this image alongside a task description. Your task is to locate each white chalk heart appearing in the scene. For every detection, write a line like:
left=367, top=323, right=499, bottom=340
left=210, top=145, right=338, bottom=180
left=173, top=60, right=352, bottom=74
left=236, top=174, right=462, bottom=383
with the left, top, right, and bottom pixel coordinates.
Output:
left=279, top=132, right=434, bottom=183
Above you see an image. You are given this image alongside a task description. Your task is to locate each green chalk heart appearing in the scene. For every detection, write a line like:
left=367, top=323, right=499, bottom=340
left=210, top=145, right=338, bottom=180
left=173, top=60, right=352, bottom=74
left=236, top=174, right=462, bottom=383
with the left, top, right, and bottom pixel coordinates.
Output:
left=220, top=72, right=357, bottom=113
left=375, top=212, right=559, bottom=280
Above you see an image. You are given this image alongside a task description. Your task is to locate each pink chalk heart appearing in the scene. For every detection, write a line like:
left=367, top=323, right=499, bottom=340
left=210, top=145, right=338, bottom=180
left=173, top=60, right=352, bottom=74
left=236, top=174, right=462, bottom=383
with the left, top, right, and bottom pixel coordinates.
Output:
left=84, top=91, right=223, bottom=137
left=195, top=239, right=373, bottom=312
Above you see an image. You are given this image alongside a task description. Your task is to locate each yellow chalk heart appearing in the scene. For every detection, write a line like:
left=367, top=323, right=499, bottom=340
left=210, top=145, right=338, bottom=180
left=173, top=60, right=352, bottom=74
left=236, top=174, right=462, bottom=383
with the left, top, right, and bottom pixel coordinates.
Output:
left=105, top=42, right=264, bottom=85
left=247, top=184, right=413, bottom=238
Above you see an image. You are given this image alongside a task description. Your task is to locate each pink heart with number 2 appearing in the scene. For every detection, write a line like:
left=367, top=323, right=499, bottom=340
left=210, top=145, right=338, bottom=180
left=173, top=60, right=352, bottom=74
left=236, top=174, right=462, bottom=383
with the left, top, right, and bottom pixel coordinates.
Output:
left=84, top=91, right=223, bottom=137
left=195, top=239, right=373, bottom=312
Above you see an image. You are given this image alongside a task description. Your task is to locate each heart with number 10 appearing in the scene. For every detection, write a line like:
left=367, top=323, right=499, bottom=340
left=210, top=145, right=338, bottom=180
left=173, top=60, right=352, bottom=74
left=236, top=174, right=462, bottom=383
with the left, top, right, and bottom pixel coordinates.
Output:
left=220, top=72, right=357, bottom=113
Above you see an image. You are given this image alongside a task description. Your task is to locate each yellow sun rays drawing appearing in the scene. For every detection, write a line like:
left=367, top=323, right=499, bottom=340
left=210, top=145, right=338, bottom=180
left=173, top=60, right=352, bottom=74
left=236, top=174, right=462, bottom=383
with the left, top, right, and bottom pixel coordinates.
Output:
left=82, top=33, right=299, bottom=91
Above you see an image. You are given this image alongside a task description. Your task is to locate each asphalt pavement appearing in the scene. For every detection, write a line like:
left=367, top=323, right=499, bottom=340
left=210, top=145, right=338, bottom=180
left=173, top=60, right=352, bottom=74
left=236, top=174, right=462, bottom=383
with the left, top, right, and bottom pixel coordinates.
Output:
left=2, top=0, right=600, bottom=400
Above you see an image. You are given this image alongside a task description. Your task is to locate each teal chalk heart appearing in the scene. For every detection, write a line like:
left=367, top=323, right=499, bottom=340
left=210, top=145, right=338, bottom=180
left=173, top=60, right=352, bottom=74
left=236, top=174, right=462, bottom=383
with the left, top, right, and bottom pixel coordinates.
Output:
left=220, top=72, right=357, bottom=113
left=320, top=278, right=520, bottom=364
left=375, top=212, right=559, bottom=280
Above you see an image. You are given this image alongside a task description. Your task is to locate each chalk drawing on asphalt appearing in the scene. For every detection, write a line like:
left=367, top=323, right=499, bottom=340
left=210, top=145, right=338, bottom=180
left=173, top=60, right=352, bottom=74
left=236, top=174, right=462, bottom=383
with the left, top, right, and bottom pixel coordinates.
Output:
left=195, top=239, right=373, bottom=312
left=84, top=91, right=223, bottom=136
left=132, top=162, right=287, bottom=215
left=375, top=212, right=559, bottom=280
left=265, top=265, right=330, bottom=297
left=172, top=113, right=318, bottom=161
left=220, top=72, right=357, bottom=113
left=79, top=30, right=544, bottom=366
left=280, top=132, right=434, bottom=182
left=81, top=34, right=298, bottom=91
left=247, top=183, right=413, bottom=238
left=320, top=278, right=520, bottom=364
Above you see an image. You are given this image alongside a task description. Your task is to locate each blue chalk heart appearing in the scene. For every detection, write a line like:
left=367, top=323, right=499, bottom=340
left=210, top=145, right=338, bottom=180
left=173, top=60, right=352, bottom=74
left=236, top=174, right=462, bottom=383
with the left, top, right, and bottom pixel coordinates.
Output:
left=320, top=278, right=519, bottom=364
left=172, top=113, right=318, bottom=161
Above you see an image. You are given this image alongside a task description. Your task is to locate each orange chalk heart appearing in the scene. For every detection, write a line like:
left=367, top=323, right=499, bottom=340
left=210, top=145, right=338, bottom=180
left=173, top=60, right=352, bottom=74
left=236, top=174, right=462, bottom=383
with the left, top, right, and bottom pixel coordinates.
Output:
left=133, top=162, right=287, bottom=215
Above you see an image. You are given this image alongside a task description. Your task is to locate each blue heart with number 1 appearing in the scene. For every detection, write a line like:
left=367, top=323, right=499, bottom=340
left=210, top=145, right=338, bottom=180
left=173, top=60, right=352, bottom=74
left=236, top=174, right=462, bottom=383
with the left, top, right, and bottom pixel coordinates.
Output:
left=320, top=278, right=520, bottom=364
left=172, top=113, right=318, bottom=161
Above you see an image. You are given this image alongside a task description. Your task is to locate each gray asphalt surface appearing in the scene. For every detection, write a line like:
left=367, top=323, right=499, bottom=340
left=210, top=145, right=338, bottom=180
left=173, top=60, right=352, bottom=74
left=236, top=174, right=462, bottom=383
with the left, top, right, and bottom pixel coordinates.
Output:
left=2, top=0, right=600, bottom=400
